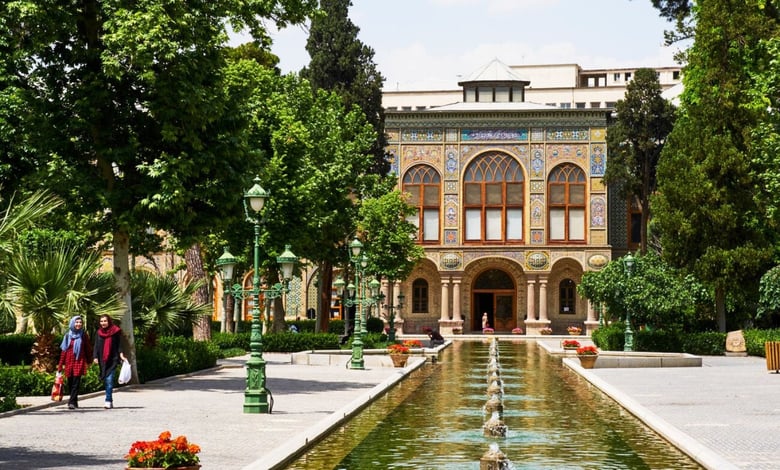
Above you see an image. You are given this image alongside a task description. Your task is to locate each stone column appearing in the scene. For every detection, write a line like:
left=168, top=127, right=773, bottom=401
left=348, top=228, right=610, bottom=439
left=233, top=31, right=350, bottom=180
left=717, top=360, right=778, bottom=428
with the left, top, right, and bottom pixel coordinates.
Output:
left=393, top=280, right=405, bottom=335
left=452, top=278, right=462, bottom=321
left=586, top=300, right=597, bottom=322
left=539, top=277, right=548, bottom=321
left=440, top=276, right=450, bottom=321
left=526, top=277, right=537, bottom=321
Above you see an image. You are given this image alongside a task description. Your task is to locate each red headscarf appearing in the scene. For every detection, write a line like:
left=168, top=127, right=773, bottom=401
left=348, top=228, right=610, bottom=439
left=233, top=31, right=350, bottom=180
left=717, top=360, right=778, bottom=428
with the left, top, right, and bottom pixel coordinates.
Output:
left=97, top=322, right=121, bottom=363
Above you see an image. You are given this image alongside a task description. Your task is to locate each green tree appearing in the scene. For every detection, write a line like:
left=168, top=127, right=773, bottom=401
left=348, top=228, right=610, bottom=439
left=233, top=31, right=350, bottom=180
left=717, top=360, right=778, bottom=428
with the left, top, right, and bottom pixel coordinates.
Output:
left=605, top=68, right=675, bottom=254
left=5, top=245, right=123, bottom=372
left=0, top=1, right=316, bottom=375
left=652, top=1, right=779, bottom=332
left=130, top=271, right=212, bottom=347
left=301, top=0, right=388, bottom=175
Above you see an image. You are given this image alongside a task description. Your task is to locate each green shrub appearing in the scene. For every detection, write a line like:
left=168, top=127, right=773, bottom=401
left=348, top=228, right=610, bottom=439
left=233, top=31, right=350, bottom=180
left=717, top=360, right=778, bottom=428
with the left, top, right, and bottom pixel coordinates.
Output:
left=366, top=316, right=384, bottom=334
left=635, top=329, right=683, bottom=352
left=218, top=347, right=248, bottom=358
left=591, top=322, right=625, bottom=351
left=135, top=336, right=219, bottom=383
left=744, top=328, right=780, bottom=356
left=0, top=365, right=103, bottom=397
left=211, top=332, right=250, bottom=351
left=262, top=332, right=340, bottom=352
left=0, top=335, right=35, bottom=366
left=681, top=332, right=726, bottom=355
left=0, top=394, right=19, bottom=412
left=327, top=320, right=346, bottom=335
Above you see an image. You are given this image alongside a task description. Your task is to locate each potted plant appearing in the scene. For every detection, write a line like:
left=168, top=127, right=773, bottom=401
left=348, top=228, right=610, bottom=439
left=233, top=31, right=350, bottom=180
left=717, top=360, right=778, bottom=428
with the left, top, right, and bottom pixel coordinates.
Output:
left=387, top=343, right=410, bottom=367
left=125, top=431, right=201, bottom=469
left=575, top=345, right=599, bottom=369
left=482, top=327, right=495, bottom=335
left=540, top=327, right=553, bottom=335
left=567, top=325, right=583, bottom=335
left=403, top=339, right=423, bottom=348
left=452, top=326, right=462, bottom=335
left=511, top=327, right=523, bottom=335
left=562, top=339, right=581, bottom=350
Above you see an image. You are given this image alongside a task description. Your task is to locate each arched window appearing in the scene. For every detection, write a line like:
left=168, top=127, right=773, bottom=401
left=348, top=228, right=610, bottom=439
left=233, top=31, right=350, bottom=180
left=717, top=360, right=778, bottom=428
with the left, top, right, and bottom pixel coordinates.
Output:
left=548, top=164, right=586, bottom=242
left=559, top=279, right=576, bottom=314
left=402, top=165, right=441, bottom=243
left=412, top=279, right=429, bottom=313
left=463, top=152, right=524, bottom=243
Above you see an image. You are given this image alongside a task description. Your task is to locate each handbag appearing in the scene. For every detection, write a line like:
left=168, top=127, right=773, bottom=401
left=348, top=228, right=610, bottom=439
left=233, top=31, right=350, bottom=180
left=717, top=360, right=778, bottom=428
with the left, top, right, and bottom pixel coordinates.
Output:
left=118, top=359, right=132, bottom=384
left=50, top=372, right=63, bottom=401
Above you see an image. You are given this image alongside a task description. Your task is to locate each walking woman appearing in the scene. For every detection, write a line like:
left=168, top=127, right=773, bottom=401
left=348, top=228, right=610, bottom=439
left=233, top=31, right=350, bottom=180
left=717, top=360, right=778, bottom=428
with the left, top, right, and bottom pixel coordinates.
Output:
left=57, top=315, right=92, bottom=409
left=94, top=314, right=126, bottom=409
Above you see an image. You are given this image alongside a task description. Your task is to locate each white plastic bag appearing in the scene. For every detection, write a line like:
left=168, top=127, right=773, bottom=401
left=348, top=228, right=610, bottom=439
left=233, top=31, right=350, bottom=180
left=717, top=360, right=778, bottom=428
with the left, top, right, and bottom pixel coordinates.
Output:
left=118, top=359, right=131, bottom=384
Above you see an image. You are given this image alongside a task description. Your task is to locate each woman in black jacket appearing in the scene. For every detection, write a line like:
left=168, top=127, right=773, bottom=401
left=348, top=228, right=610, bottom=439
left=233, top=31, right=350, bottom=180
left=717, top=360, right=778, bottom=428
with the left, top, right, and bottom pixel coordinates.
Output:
left=93, top=314, right=126, bottom=409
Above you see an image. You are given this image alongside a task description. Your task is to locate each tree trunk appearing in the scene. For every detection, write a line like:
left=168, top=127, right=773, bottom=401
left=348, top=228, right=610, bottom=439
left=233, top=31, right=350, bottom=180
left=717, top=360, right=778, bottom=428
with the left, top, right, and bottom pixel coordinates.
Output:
left=715, top=286, right=727, bottom=333
left=318, top=260, right=333, bottom=333
left=185, top=242, right=212, bottom=341
left=113, top=229, right=139, bottom=384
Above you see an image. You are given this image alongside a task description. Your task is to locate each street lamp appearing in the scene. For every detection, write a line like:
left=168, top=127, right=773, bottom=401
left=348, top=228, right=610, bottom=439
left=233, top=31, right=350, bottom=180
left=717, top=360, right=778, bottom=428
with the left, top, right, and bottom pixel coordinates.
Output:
left=623, top=253, right=636, bottom=352
left=383, top=291, right=405, bottom=342
left=220, top=176, right=298, bottom=413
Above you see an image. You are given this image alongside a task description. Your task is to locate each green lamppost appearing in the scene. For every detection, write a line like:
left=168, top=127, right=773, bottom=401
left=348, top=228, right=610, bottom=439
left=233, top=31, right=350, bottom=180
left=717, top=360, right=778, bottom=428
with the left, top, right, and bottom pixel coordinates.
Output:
left=218, top=177, right=297, bottom=413
left=382, top=291, right=405, bottom=342
left=623, top=253, right=636, bottom=352
left=334, top=239, right=367, bottom=369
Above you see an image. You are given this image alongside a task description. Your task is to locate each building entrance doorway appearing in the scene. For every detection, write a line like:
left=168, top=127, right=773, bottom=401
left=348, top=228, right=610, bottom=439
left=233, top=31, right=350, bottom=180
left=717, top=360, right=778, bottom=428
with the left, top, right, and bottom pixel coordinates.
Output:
left=472, top=269, right=516, bottom=332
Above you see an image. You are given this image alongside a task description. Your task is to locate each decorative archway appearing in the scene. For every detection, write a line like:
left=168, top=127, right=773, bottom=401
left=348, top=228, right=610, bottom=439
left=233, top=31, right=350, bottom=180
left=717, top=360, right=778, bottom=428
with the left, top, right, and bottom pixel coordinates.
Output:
left=471, top=268, right=516, bottom=332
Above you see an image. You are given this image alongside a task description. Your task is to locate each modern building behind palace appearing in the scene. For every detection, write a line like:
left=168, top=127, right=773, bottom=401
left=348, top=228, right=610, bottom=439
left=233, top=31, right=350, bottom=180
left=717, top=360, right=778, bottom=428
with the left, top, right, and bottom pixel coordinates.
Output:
left=373, top=59, right=682, bottom=336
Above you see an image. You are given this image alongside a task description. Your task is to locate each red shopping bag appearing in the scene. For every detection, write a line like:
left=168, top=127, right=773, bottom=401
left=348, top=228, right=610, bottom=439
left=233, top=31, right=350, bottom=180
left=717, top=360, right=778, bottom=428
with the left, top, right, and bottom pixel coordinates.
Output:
left=51, top=372, right=63, bottom=401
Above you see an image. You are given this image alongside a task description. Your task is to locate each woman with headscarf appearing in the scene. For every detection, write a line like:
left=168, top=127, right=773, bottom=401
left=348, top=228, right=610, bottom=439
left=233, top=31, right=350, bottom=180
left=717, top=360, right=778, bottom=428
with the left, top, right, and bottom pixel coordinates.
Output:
left=57, top=315, right=92, bottom=409
left=93, top=314, right=126, bottom=409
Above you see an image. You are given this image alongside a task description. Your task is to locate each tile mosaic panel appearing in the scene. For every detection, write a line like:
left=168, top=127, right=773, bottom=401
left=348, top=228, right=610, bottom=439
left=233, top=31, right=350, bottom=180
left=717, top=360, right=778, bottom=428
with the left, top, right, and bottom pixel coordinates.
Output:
left=387, top=149, right=399, bottom=175
left=402, top=129, right=444, bottom=142
left=590, top=196, right=606, bottom=228
left=446, top=128, right=459, bottom=142
left=590, top=143, right=606, bottom=176
left=530, top=181, right=545, bottom=192
left=531, top=230, right=545, bottom=244
left=531, top=128, right=545, bottom=141
left=444, top=195, right=458, bottom=228
left=546, top=144, right=588, bottom=165
left=386, top=129, right=400, bottom=142
left=530, top=145, right=545, bottom=178
left=445, top=181, right=458, bottom=193
left=444, top=230, right=458, bottom=245
left=546, top=128, right=590, bottom=141
left=444, top=145, right=459, bottom=178
left=401, top=145, right=442, bottom=170
left=461, top=128, right=529, bottom=141
left=590, top=230, right=606, bottom=245
left=591, top=178, right=605, bottom=192
left=530, top=196, right=545, bottom=228
left=590, top=128, right=607, bottom=141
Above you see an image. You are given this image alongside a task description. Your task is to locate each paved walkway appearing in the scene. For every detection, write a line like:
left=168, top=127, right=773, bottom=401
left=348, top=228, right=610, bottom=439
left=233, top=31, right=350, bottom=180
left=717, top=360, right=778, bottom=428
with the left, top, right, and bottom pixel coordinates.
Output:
left=2, top=341, right=779, bottom=469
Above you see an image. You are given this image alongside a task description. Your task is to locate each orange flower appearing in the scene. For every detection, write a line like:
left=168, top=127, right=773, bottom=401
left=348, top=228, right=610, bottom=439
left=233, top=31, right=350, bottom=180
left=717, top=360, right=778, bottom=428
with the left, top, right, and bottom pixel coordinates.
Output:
left=125, top=431, right=200, bottom=468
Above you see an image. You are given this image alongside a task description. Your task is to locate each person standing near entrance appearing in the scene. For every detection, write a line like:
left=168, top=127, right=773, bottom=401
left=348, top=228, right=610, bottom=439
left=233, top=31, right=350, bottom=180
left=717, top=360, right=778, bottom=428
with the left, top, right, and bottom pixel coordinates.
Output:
left=94, top=314, right=126, bottom=409
left=482, top=312, right=489, bottom=329
left=58, top=315, right=92, bottom=410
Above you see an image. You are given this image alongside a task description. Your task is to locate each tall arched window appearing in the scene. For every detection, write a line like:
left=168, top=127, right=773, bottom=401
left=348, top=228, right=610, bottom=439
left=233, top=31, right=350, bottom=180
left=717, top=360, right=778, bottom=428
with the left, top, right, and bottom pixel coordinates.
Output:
left=548, top=164, right=586, bottom=242
left=412, top=279, right=429, bottom=313
left=463, top=152, right=524, bottom=242
left=559, top=279, right=576, bottom=314
left=402, top=165, right=441, bottom=243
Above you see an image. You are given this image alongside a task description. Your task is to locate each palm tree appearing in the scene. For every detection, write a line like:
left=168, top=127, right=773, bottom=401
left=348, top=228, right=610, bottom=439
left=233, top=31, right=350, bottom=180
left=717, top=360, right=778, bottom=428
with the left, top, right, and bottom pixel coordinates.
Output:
left=130, top=271, right=212, bottom=347
left=0, top=191, right=63, bottom=333
left=5, top=244, right=123, bottom=372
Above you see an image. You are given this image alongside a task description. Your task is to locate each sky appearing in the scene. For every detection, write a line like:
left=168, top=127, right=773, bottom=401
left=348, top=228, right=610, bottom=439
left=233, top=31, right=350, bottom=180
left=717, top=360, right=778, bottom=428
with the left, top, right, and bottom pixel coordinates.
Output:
left=259, top=0, right=686, bottom=91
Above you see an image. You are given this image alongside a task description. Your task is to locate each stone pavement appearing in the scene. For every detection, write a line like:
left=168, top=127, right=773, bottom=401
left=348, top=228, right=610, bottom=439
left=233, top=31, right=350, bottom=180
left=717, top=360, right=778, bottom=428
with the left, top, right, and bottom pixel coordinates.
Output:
left=564, top=352, right=780, bottom=470
left=2, top=343, right=780, bottom=469
left=0, top=353, right=424, bottom=470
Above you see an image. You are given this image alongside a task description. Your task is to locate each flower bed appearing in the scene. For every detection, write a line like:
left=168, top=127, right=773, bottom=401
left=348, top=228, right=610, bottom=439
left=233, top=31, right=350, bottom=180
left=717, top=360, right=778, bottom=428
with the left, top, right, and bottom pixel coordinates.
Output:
left=387, top=343, right=410, bottom=355
left=567, top=326, right=583, bottom=335
left=539, top=327, right=553, bottom=335
left=576, top=345, right=599, bottom=356
left=125, top=431, right=200, bottom=469
left=562, top=339, right=581, bottom=349
left=482, top=327, right=495, bottom=334
left=511, top=327, right=524, bottom=335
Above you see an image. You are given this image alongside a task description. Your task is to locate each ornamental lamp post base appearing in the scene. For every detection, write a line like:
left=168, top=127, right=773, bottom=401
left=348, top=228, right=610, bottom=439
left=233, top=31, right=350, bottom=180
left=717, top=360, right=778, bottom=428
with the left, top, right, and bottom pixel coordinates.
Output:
left=244, top=356, right=270, bottom=413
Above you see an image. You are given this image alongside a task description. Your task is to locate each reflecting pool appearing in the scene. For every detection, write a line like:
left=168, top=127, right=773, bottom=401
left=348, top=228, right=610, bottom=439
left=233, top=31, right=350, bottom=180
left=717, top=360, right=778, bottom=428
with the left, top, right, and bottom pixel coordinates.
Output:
left=285, top=340, right=703, bottom=469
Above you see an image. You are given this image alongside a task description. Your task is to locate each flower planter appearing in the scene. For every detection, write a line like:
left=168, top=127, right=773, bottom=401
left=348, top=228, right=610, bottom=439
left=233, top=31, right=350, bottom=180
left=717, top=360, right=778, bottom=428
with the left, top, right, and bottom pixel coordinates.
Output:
left=126, top=466, right=200, bottom=470
left=577, top=355, right=598, bottom=369
left=390, top=354, right=409, bottom=368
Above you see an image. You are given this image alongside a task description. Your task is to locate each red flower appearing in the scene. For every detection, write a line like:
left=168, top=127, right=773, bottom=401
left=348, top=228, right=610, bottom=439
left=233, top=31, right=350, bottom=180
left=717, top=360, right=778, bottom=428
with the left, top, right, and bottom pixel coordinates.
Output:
left=576, top=345, right=599, bottom=356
